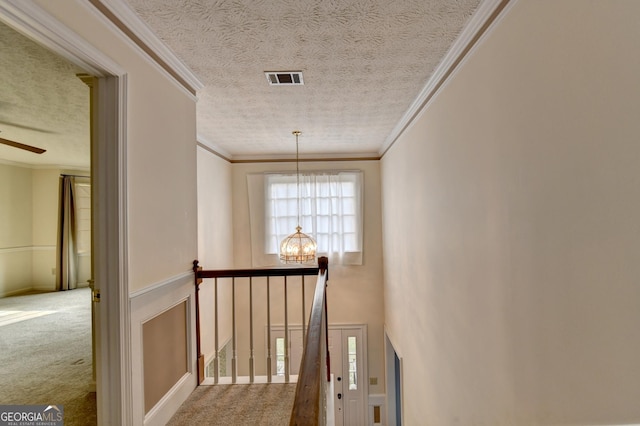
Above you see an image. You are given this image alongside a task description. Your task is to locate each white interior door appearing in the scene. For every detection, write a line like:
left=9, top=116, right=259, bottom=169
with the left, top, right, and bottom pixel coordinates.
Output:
left=329, top=327, right=365, bottom=426
left=328, top=329, right=344, bottom=426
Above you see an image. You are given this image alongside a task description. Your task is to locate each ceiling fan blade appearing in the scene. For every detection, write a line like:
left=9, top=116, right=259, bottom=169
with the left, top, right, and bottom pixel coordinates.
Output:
left=0, top=137, right=46, bottom=154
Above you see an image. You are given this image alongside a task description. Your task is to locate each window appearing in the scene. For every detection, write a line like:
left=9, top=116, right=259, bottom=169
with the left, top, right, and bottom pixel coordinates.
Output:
left=348, top=336, right=358, bottom=390
left=276, top=337, right=285, bottom=376
left=74, top=181, right=91, bottom=254
left=265, top=171, right=363, bottom=264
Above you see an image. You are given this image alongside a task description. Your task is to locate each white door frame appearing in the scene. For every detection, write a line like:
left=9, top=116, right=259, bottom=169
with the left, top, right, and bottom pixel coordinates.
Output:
left=0, top=2, right=130, bottom=424
left=272, top=324, right=368, bottom=425
left=269, top=324, right=368, bottom=397
left=328, top=325, right=368, bottom=426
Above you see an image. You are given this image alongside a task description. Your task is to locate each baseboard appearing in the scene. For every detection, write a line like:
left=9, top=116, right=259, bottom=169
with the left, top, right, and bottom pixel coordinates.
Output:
left=143, top=372, right=195, bottom=426
left=32, top=285, right=57, bottom=292
left=0, top=286, right=34, bottom=298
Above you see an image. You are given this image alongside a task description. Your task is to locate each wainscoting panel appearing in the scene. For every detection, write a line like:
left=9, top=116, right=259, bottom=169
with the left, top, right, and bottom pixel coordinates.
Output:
left=130, top=271, right=196, bottom=426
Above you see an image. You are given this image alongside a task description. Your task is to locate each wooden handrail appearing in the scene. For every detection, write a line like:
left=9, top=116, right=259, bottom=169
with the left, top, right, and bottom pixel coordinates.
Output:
left=192, top=258, right=330, bottom=388
left=290, top=256, right=329, bottom=425
left=196, top=265, right=321, bottom=279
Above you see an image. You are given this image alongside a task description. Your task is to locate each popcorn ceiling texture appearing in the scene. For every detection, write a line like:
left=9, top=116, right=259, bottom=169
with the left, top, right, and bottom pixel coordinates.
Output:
left=0, top=1, right=480, bottom=165
left=0, top=21, right=89, bottom=168
left=126, top=0, right=480, bottom=158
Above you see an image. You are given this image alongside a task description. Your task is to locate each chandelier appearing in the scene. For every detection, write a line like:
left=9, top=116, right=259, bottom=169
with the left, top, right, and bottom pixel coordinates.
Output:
left=279, top=130, right=317, bottom=264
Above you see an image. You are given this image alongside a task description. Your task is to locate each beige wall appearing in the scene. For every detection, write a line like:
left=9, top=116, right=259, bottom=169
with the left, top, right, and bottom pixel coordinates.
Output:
left=381, top=0, right=640, bottom=424
left=0, top=163, right=33, bottom=296
left=31, top=1, right=201, bottom=421
left=232, top=160, right=386, bottom=393
left=0, top=165, right=85, bottom=295
left=196, top=147, right=234, bottom=361
left=35, top=0, right=199, bottom=291
left=31, top=169, right=59, bottom=291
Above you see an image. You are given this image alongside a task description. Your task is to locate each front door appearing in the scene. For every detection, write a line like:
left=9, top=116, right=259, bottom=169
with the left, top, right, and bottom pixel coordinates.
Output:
left=272, top=325, right=366, bottom=424
left=328, top=327, right=365, bottom=426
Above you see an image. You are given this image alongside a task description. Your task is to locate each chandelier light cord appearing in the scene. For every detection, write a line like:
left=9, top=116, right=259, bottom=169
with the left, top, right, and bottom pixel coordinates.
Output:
left=279, top=130, right=317, bottom=264
left=294, top=130, right=301, bottom=228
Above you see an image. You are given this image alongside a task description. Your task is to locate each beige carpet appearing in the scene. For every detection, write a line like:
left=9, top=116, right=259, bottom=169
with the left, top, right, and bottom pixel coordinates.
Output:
left=168, top=383, right=296, bottom=426
left=0, top=288, right=96, bottom=425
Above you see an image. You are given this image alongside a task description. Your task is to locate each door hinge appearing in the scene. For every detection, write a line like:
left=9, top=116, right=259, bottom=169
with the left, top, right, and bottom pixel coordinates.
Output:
left=88, top=279, right=100, bottom=303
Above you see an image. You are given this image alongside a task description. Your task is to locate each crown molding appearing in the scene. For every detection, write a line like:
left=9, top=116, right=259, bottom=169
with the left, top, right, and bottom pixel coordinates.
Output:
left=380, top=0, right=513, bottom=157
left=0, top=0, right=125, bottom=77
left=88, top=0, right=204, bottom=95
left=197, top=136, right=232, bottom=162
left=195, top=138, right=380, bottom=163
left=229, top=153, right=381, bottom=164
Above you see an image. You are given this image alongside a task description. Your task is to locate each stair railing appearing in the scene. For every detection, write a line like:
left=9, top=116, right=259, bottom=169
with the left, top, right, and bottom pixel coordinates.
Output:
left=193, top=257, right=329, bottom=388
left=289, top=256, right=330, bottom=426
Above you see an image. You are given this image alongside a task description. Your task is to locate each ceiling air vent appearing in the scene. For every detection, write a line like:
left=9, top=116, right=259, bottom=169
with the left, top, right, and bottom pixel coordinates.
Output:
left=265, top=71, right=304, bottom=86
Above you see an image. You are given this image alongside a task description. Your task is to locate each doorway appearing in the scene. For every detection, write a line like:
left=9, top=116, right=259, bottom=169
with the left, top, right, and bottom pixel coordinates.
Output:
left=385, top=333, right=403, bottom=426
left=272, top=325, right=367, bottom=425
left=328, top=327, right=366, bottom=426
left=0, top=18, right=95, bottom=421
left=0, top=3, right=128, bottom=424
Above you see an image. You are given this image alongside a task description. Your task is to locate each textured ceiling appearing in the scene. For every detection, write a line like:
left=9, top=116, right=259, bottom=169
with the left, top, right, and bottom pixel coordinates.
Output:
left=0, top=0, right=481, bottom=167
left=0, top=21, right=90, bottom=168
left=126, top=0, right=481, bottom=159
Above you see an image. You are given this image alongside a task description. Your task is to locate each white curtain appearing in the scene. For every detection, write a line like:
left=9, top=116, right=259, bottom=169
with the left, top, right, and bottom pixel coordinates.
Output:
left=248, top=171, right=363, bottom=267
left=56, top=175, right=78, bottom=291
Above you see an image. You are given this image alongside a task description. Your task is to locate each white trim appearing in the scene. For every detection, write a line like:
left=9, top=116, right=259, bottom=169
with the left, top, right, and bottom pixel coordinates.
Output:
left=0, top=0, right=125, bottom=77
left=438, top=0, right=519, bottom=92
left=98, top=0, right=203, bottom=91
left=130, top=270, right=193, bottom=300
left=401, top=0, right=520, bottom=143
left=232, top=151, right=381, bottom=163
left=143, top=372, right=193, bottom=426
left=327, top=324, right=368, bottom=426
left=197, top=135, right=232, bottom=161
left=113, top=73, right=132, bottom=426
left=82, top=0, right=203, bottom=100
left=90, top=72, right=130, bottom=426
left=130, top=273, right=197, bottom=426
left=202, top=375, right=299, bottom=386
left=0, top=246, right=55, bottom=254
left=368, top=394, right=385, bottom=426
left=380, top=0, right=510, bottom=156
left=0, top=286, right=34, bottom=298
left=0, top=246, right=33, bottom=254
